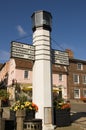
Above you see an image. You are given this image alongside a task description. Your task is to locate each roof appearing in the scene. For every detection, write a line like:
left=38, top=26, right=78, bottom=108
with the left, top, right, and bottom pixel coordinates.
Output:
left=69, top=58, right=86, bottom=64
left=14, top=58, right=68, bottom=73
left=52, top=64, right=68, bottom=74
left=14, top=58, right=33, bottom=70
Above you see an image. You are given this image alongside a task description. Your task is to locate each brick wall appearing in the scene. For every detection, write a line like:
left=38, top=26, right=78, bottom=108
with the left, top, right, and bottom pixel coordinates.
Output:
left=68, top=59, right=86, bottom=99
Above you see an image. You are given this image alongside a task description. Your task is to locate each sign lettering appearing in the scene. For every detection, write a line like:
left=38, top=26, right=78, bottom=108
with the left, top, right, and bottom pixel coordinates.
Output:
left=11, top=41, right=35, bottom=60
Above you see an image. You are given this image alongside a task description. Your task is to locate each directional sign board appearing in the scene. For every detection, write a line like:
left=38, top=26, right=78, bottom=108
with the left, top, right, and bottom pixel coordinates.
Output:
left=11, top=41, right=35, bottom=60
left=52, top=49, right=69, bottom=65
left=11, top=42, right=69, bottom=65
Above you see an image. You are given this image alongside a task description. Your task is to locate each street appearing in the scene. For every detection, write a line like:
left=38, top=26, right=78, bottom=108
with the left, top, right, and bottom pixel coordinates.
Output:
left=70, top=100, right=86, bottom=128
left=71, top=100, right=86, bottom=112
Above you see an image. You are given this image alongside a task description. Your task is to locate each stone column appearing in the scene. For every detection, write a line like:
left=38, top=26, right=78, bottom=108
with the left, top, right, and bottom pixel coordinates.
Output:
left=32, top=10, right=55, bottom=130
left=16, top=110, right=25, bottom=130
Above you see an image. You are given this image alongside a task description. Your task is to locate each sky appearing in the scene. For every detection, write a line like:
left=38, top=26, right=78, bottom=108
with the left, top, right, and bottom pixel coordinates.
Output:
left=0, top=0, right=86, bottom=63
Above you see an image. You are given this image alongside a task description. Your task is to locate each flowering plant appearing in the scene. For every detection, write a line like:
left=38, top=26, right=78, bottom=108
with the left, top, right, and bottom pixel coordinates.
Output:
left=53, top=99, right=71, bottom=110
left=10, top=100, right=38, bottom=112
left=53, top=91, right=71, bottom=110
left=80, top=97, right=86, bottom=103
left=0, top=89, right=10, bottom=101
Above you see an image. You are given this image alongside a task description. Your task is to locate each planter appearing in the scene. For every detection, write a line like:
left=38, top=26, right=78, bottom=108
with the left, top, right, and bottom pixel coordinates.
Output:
left=1, top=99, right=9, bottom=107
left=54, top=108, right=71, bottom=127
left=5, top=120, right=15, bottom=130
left=25, top=110, right=35, bottom=120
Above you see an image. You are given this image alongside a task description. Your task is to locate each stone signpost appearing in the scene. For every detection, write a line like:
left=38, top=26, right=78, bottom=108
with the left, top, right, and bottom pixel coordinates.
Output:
left=32, top=10, right=54, bottom=130
left=10, top=10, right=69, bottom=130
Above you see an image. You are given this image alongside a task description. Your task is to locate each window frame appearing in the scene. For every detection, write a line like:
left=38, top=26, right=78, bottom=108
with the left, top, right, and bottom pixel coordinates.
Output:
left=82, top=75, right=86, bottom=84
left=83, top=90, right=86, bottom=97
left=77, top=63, right=83, bottom=70
left=24, top=70, right=29, bottom=79
left=73, top=74, right=79, bottom=84
left=74, top=88, right=80, bottom=99
left=59, top=74, right=62, bottom=81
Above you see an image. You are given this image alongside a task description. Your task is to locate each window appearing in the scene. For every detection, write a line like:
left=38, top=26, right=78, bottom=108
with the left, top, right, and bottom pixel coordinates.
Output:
left=73, top=74, right=79, bottom=84
left=77, top=63, right=83, bottom=70
left=82, top=75, right=86, bottom=84
left=59, top=74, right=62, bottom=81
left=83, top=90, right=86, bottom=97
left=74, top=88, right=80, bottom=98
left=24, top=70, right=29, bottom=79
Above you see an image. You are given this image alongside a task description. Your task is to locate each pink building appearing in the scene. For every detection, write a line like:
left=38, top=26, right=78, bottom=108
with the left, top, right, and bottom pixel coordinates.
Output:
left=52, top=64, right=68, bottom=99
left=0, top=57, right=68, bottom=99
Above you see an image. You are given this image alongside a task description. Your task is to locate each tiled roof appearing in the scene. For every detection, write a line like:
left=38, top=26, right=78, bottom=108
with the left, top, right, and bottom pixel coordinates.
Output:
left=52, top=64, right=67, bottom=74
left=69, top=58, right=86, bottom=63
left=14, top=58, right=33, bottom=70
left=14, top=58, right=68, bottom=73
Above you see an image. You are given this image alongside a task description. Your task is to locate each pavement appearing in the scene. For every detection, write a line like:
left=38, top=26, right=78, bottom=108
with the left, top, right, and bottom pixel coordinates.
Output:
left=55, top=125, right=84, bottom=130
left=55, top=113, right=86, bottom=130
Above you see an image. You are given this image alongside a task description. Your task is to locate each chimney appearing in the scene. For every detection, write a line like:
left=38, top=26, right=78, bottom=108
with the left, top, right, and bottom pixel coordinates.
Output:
left=65, top=49, right=74, bottom=58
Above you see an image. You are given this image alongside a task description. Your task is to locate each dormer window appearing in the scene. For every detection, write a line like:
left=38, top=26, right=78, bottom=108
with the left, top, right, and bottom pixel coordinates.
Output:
left=77, top=63, right=83, bottom=70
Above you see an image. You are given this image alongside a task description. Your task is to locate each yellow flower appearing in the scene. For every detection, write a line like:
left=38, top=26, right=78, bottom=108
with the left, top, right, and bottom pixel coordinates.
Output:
left=24, top=101, right=30, bottom=107
left=21, top=105, right=24, bottom=109
left=14, top=106, right=18, bottom=111
left=10, top=100, right=38, bottom=112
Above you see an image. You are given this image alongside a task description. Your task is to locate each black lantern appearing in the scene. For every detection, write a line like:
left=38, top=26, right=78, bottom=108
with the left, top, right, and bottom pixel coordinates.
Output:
left=31, top=10, right=52, bottom=32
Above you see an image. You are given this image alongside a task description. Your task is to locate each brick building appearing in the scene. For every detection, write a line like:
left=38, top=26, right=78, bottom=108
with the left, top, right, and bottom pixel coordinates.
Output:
left=67, top=49, right=86, bottom=100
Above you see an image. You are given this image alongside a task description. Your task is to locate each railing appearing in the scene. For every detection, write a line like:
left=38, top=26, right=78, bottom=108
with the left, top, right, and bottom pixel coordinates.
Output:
left=24, top=119, right=42, bottom=130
